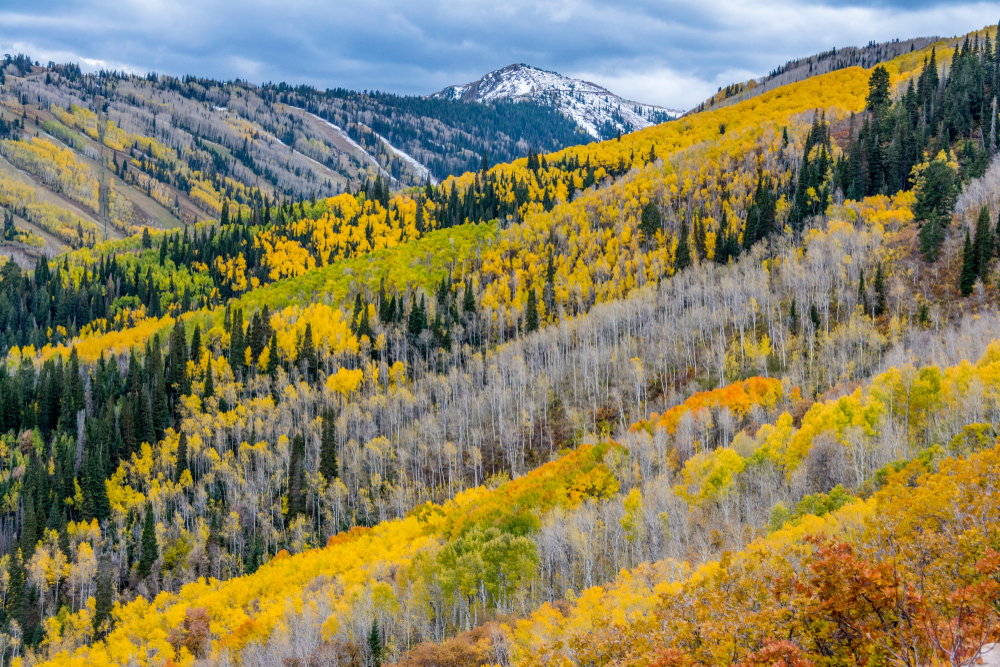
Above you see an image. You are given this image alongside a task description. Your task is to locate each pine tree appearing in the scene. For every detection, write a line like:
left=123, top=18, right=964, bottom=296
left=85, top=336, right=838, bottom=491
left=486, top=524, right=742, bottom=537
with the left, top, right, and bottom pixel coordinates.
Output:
left=639, top=201, right=660, bottom=241
left=857, top=269, right=868, bottom=313
left=245, top=537, right=262, bottom=575
left=266, top=334, right=279, bottom=377
left=675, top=220, right=691, bottom=271
left=463, top=281, right=476, bottom=313
left=866, top=65, right=892, bottom=114
left=919, top=214, right=945, bottom=261
left=959, top=228, right=977, bottom=296
left=299, top=323, right=317, bottom=380
left=320, top=409, right=338, bottom=482
left=138, top=504, right=158, bottom=579
left=203, top=365, right=215, bottom=399
left=175, top=431, right=189, bottom=483
left=93, top=551, right=114, bottom=637
left=873, top=263, right=887, bottom=317
left=973, top=205, right=993, bottom=280
left=190, top=324, right=202, bottom=363
left=543, top=252, right=556, bottom=314
left=525, top=288, right=539, bottom=333
left=288, top=434, right=307, bottom=518
left=369, top=618, right=383, bottom=667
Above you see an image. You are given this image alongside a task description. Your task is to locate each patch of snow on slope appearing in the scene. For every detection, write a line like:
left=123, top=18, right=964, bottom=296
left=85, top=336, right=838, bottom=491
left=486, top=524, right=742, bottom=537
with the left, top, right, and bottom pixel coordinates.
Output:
left=372, top=132, right=438, bottom=185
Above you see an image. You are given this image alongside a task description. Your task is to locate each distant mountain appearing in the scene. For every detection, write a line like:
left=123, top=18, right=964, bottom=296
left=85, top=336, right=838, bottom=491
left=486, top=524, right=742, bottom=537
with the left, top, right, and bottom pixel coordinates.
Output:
left=432, top=64, right=683, bottom=141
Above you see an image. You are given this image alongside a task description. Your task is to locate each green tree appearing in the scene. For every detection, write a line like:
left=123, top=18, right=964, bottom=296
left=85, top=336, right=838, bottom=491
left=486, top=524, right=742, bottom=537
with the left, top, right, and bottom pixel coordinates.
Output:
left=462, top=280, right=476, bottom=314
left=959, top=228, right=977, bottom=296
left=320, top=409, right=338, bottom=482
left=857, top=268, right=868, bottom=313
left=368, top=619, right=383, bottom=667
left=675, top=220, right=691, bottom=271
left=914, top=159, right=958, bottom=223
left=873, top=263, right=887, bottom=317
left=973, top=205, right=993, bottom=280
left=919, top=213, right=946, bottom=261
left=175, top=431, right=188, bottom=483
left=138, top=504, right=158, bottom=579
left=639, top=201, right=660, bottom=241
left=866, top=65, right=892, bottom=114
left=93, top=551, right=114, bottom=637
left=525, top=288, right=539, bottom=333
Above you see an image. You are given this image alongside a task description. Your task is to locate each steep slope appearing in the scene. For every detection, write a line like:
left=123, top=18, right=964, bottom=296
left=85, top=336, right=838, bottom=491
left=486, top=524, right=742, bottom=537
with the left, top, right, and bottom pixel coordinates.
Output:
left=0, top=22, right=996, bottom=667
left=432, top=63, right=682, bottom=140
left=688, top=34, right=942, bottom=114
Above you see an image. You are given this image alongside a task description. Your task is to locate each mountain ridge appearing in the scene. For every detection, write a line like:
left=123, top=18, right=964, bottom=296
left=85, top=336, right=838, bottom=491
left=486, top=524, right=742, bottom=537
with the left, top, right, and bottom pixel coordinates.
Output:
left=431, top=63, right=683, bottom=141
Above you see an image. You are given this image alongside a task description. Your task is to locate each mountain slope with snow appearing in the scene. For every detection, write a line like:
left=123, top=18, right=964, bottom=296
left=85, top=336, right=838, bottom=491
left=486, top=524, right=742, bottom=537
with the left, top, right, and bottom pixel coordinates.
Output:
left=432, top=64, right=683, bottom=140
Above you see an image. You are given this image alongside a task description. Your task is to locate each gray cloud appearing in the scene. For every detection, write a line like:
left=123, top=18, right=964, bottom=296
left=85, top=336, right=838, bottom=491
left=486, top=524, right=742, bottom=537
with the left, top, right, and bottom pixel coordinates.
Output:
left=1, top=0, right=997, bottom=109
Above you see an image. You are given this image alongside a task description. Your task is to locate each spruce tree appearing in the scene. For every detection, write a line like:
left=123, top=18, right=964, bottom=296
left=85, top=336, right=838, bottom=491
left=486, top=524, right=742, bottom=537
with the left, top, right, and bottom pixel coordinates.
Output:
left=462, top=281, right=476, bottom=314
left=525, top=288, right=539, bottom=333
left=175, top=431, right=189, bottom=483
left=138, top=504, right=158, bottom=579
left=288, top=434, right=307, bottom=518
left=190, top=324, right=202, bottom=362
left=266, top=334, right=279, bottom=378
left=873, top=263, right=887, bottom=317
left=245, top=537, right=262, bottom=575
left=973, top=205, right=993, bottom=280
left=919, top=214, right=945, bottom=261
left=639, top=202, right=660, bottom=241
left=203, top=365, right=215, bottom=399
left=959, top=228, right=977, bottom=296
left=93, top=552, right=114, bottom=637
left=857, top=269, right=868, bottom=313
left=369, top=619, right=383, bottom=667
left=675, top=221, right=691, bottom=271
left=320, top=409, right=338, bottom=482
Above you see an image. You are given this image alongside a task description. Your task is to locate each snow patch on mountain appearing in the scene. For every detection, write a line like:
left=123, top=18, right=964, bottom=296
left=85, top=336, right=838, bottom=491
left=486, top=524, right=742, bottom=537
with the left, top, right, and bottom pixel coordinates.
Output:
left=372, top=131, right=438, bottom=185
left=432, top=64, right=683, bottom=140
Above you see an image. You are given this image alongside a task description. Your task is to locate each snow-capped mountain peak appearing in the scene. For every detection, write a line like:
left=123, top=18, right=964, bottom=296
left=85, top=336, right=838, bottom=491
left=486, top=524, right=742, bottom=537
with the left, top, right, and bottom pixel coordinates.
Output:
left=431, top=64, right=683, bottom=140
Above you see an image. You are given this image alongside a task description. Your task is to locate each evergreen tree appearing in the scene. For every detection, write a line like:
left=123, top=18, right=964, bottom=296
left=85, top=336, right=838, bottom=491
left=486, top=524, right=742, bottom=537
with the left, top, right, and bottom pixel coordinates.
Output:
left=288, top=434, right=307, bottom=518
left=245, top=537, right=262, bottom=575
left=959, top=228, right=977, bottom=296
left=203, top=365, right=215, bottom=399
left=462, top=281, right=476, bottom=313
left=266, top=334, right=279, bottom=377
left=175, top=431, right=189, bottom=483
left=93, top=551, right=114, bottom=637
left=639, top=201, right=660, bottom=241
left=675, top=220, right=691, bottom=271
left=299, top=323, right=317, bottom=380
left=189, top=324, right=202, bottom=363
left=973, top=205, right=993, bottom=280
left=919, top=214, right=946, bottom=261
left=857, top=269, right=868, bottom=313
left=914, top=159, right=958, bottom=224
left=320, top=409, right=338, bottom=482
left=866, top=65, right=892, bottom=114
left=369, top=618, right=383, bottom=667
left=525, top=288, right=539, bottom=333
left=873, top=263, right=887, bottom=317
left=138, top=504, right=158, bottom=579
left=543, top=252, right=556, bottom=314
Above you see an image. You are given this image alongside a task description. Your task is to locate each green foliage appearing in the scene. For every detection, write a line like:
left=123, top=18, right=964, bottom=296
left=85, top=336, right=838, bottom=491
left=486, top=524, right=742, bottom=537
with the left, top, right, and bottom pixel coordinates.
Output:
left=138, top=504, right=158, bottom=579
left=914, top=159, right=958, bottom=224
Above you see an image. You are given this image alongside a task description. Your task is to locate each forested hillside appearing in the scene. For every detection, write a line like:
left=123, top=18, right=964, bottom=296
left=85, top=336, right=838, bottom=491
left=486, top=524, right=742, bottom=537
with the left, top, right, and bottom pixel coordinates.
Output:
left=0, top=59, right=593, bottom=258
left=0, top=23, right=996, bottom=667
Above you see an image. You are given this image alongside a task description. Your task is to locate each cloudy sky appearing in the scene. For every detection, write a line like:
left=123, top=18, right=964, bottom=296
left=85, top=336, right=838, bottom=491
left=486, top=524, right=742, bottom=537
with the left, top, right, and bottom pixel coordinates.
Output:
left=2, top=0, right=997, bottom=110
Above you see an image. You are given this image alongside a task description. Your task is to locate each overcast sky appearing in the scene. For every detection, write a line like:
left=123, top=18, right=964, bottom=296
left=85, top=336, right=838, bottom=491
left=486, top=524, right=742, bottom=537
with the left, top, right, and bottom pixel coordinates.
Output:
left=2, top=1, right=997, bottom=110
